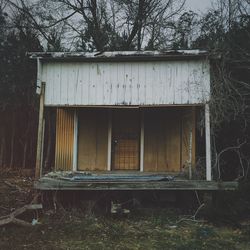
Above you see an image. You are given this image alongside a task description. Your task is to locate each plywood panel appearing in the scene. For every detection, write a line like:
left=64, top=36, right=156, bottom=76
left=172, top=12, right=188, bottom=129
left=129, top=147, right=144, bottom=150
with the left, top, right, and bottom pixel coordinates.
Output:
left=77, top=109, right=108, bottom=171
left=144, top=108, right=196, bottom=172
left=165, top=111, right=182, bottom=171
left=55, top=108, right=74, bottom=171
left=42, top=60, right=210, bottom=106
left=112, top=109, right=140, bottom=170
left=144, top=107, right=196, bottom=172
left=143, top=111, right=160, bottom=171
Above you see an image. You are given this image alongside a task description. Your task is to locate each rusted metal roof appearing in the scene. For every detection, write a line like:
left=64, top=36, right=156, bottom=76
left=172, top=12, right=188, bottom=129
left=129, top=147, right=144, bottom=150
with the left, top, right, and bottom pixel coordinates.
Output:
left=29, top=50, right=209, bottom=62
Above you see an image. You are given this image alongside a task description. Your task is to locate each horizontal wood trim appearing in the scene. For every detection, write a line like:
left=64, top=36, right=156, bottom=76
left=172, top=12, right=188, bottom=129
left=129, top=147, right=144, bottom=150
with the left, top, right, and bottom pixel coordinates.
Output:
left=35, top=178, right=238, bottom=191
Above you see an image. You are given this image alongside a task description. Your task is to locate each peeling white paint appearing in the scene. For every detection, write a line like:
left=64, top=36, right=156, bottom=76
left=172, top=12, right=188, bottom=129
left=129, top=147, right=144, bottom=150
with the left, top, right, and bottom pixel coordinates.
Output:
left=42, top=60, right=210, bottom=106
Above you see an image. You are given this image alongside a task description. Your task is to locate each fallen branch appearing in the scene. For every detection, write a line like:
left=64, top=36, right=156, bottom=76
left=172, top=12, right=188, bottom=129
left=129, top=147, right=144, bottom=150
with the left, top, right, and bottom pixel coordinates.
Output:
left=4, top=180, right=24, bottom=192
left=174, top=202, right=205, bottom=226
left=0, top=204, right=42, bottom=227
left=193, top=203, right=205, bottom=220
left=0, top=206, right=9, bottom=211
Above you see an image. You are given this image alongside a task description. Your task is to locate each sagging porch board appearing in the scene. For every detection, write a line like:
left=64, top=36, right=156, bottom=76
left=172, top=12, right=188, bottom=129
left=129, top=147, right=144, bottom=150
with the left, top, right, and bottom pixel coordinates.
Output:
left=34, top=177, right=238, bottom=191
left=77, top=109, right=108, bottom=171
left=55, top=109, right=74, bottom=171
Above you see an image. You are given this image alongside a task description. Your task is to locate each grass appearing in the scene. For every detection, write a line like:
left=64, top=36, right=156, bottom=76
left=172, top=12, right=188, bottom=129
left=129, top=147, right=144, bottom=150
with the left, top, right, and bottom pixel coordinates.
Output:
left=1, top=209, right=250, bottom=250
left=1, top=174, right=250, bottom=250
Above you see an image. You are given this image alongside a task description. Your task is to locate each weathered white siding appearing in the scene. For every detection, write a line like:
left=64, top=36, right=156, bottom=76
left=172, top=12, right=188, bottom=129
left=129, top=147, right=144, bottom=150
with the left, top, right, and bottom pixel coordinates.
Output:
left=41, top=60, right=210, bottom=106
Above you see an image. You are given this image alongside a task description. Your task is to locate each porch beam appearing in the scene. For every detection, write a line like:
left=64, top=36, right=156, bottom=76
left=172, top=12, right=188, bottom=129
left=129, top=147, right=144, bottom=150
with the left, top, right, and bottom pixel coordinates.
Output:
left=140, top=110, right=144, bottom=172
left=107, top=110, right=112, bottom=171
left=35, top=82, right=45, bottom=179
left=72, top=109, right=78, bottom=171
left=35, top=178, right=238, bottom=191
left=205, top=103, right=212, bottom=181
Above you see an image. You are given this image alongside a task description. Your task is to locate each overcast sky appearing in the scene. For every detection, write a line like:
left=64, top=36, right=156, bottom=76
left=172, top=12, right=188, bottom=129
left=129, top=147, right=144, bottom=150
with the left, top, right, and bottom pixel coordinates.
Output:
left=186, top=0, right=213, bottom=12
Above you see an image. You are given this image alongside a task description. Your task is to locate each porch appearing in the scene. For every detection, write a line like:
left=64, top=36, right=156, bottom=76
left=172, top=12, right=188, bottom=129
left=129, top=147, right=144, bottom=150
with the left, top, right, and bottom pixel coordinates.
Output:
left=51, top=106, right=197, bottom=174
left=33, top=51, right=225, bottom=191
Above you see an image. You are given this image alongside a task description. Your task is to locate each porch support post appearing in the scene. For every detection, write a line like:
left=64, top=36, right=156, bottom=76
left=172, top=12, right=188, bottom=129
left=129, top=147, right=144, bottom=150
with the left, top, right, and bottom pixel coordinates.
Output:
left=188, top=127, right=193, bottom=180
left=40, top=118, right=45, bottom=177
left=140, top=110, right=144, bottom=172
left=107, top=110, right=112, bottom=171
left=36, top=58, right=42, bottom=94
left=35, top=82, right=45, bottom=180
left=205, top=103, right=212, bottom=181
left=72, top=109, right=78, bottom=171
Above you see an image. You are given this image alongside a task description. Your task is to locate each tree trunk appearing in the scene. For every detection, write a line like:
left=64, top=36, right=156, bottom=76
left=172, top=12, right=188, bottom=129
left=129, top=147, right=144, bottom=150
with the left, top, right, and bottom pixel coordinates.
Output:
left=0, top=133, right=5, bottom=167
left=22, top=140, right=28, bottom=169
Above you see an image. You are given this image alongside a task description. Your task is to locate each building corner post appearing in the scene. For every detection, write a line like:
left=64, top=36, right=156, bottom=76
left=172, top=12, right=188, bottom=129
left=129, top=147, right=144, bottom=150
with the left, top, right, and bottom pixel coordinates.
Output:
left=35, top=82, right=46, bottom=180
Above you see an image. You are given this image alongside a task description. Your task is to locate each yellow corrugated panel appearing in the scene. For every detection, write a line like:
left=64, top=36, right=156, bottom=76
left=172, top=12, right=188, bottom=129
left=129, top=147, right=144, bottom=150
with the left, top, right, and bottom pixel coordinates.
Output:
left=55, top=108, right=74, bottom=171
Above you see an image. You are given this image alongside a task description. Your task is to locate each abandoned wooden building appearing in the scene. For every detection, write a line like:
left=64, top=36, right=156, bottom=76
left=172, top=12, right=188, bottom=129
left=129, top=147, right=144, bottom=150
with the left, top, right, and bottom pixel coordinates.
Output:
left=30, top=50, right=237, bottom=191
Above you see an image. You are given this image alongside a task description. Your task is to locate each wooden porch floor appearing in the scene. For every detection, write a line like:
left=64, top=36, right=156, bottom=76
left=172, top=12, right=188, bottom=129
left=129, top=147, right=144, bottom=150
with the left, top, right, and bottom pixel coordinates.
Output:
left=34, top=172, right=238, bottom=191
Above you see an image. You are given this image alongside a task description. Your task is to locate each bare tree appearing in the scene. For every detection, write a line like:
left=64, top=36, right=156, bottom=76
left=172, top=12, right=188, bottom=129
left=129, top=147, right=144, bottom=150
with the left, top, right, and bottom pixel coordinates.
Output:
left=193, top=0, right=250, bottom=180
left=5, top=0, right=185, bottom=51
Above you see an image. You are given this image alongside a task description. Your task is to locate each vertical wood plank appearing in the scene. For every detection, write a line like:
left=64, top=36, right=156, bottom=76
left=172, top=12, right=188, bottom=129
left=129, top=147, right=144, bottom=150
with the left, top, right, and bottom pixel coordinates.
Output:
left=188, top=125, right=193, bottom=180
left=73, top=109, right=78, bottom=171
left=205, top=103, right=212, bottom=181
left=140, top=110, right=144, bottom=172
left=107, top=110, right=112, bottom=171
left=35, top=82, right=45, bottom=179
left=191, top=107, right=196, bottom=167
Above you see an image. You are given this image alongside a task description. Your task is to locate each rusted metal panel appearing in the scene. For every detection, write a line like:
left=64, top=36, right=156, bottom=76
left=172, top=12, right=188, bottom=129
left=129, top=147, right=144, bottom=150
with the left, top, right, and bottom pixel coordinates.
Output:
left=55, top=108, right=74, bottom=171
left=42, top=60, right=210, bottom=106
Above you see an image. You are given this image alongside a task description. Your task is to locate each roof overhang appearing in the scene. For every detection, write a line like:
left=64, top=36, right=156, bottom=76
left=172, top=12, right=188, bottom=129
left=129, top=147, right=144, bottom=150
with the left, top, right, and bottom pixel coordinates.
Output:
left=28, top=50, right=210, bottom=62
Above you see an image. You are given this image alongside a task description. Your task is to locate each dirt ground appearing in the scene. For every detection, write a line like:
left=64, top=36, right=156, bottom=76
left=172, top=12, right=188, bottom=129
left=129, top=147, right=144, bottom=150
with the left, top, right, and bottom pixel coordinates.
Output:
left=0, top=172, right=250, bottom=250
